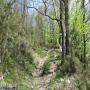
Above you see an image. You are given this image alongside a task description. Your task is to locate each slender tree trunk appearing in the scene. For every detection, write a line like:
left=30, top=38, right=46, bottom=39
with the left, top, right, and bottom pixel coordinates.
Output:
left=81, top=0, right=85, bottom=8
left=81, top=0, right=85, bottom=21
left=81, top=0, right=87, bottom=68
left=80, top=0, right=85, bottom=63
left=23, top=0, right=27, bottom=22
left=58, top=0, right=65, bottom=64
left=23, top=0, right=26, bottom=19
left=64, top=0, right=70, bottom=55
left=58, top=22, right=64, bottom=63
left=83, top=34, right=86, bottom=68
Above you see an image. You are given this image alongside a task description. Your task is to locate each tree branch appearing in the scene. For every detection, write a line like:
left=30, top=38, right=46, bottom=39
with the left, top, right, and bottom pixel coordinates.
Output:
left=15, top=0, right=60, bottom=21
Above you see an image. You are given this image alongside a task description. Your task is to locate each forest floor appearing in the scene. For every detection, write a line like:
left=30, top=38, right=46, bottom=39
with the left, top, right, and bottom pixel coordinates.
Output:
left=30, top=49, right=77, bottom=90
left=31, top=49, right=55, bottom=90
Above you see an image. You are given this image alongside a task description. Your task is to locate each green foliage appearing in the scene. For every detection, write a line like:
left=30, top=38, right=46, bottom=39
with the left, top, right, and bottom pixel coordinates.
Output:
left=74, top=70, right=90, bottom=90
left=0, top=0, right=90, bottom=89
left=56, top=55, right=76, bottom=77
left=41, top=50, right=60, bottom=76
left=35, top=47, right=47, bottom=58
left=70, top=4, right=89, bottom=59
left=48, top=78, right=62, bottom=90
left=0, top=1, right=35, bottom=86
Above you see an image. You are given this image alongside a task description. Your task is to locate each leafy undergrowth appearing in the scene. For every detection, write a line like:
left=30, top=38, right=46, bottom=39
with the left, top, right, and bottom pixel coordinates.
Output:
left=48, top=76, right=75, bottom=90
left=48, top=57, right=90, bottom=90
left=18, top=77, right=33, bottom=90
left=1, top=48, right=90, bottom=90
left=48, top=72, right=90, bottom=90
left=33, top=47, right=48, bottom=58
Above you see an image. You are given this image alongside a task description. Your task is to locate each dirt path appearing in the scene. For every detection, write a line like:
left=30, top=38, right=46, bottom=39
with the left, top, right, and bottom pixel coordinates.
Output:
left=30, top=49, right=77, bottom=90
left=31, top=50, right=56, bottom=90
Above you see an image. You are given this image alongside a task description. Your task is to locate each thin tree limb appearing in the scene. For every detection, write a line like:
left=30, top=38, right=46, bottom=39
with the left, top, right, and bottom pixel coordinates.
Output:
left=15, top=0, right=60, bottom=21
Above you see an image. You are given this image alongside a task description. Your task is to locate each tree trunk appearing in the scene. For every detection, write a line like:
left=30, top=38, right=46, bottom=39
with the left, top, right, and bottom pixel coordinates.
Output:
left=58, top=0, right=65, bottom=64
left=81, top=0, right=85, bottom=21
left=81, top=0, right=86, bottom=69
left=23, top=0, right=26, bottom=19
left=64, top=0, right=70, bottom=55
left=83, top=34, right=86, bottom=68
left=81, top=0, right=85, bottom=8
left=23, top=0, right=27, bottom=22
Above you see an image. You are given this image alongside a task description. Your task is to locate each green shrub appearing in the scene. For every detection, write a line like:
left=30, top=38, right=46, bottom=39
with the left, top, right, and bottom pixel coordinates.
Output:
left=57, top=55, right=77, bottom=77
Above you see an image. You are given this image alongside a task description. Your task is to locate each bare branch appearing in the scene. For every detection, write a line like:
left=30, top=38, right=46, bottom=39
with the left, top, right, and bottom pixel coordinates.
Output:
left=28, top=6, right=59, bottom=21
left=15, top=0, right=60, bottom=21
left=42, top=0, right=47, bottom=14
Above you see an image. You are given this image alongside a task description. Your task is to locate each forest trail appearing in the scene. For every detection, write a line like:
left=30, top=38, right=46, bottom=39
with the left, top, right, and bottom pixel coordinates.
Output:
left=31, top=49, right=56, bottom=90
left=31, top=49, right=77, bottom=90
